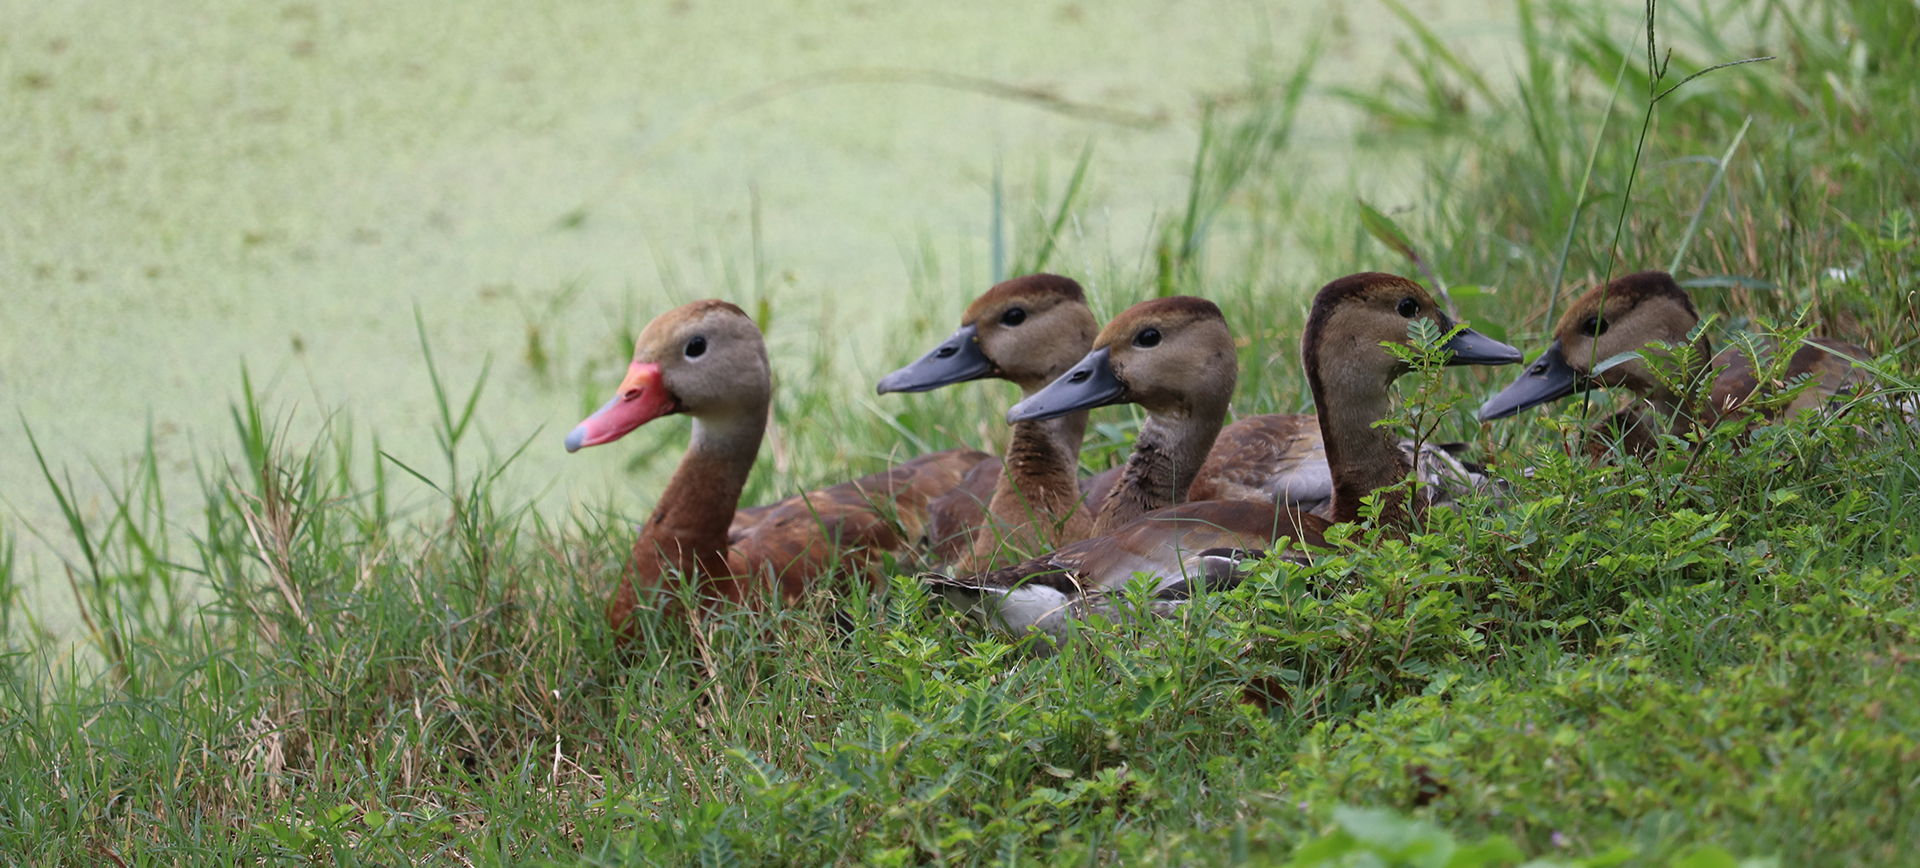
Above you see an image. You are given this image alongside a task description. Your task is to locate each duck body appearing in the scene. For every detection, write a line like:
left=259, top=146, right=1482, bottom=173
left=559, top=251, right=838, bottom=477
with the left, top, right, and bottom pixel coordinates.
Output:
left=931, top=275, right=1523, bottom=639
left=1706, top=336, right=1872, bottom=423
left=1479, top=271, right=1873, bottom=451
left=569, top=299, right=988, bottom=637
left=922, top=456, right=1003, bottom=562
left=935, top=498, right=1315, bottom=641
left=1188, top=414, right=1494, bottom=514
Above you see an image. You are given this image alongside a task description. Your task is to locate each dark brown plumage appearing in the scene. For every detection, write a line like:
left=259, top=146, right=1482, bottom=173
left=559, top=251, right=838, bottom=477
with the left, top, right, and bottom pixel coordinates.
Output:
left=1185, top=413, right=1329, bottom=505
left=1706, top=336, right=1872, bottom=423
left=923, top=456, right=1002, bottom=563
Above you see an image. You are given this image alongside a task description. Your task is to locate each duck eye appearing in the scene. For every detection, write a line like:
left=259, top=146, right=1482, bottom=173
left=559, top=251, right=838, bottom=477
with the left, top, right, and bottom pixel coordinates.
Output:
left=1000, top=307, right=1027, bottom=326
left=1396, top=297, right=1420, bottom=318
left=1580, top=316, right=1609, bottom=337
left=685, top=336, right=707, bottom=358
left=1133, top=327, right=1162, bottom=348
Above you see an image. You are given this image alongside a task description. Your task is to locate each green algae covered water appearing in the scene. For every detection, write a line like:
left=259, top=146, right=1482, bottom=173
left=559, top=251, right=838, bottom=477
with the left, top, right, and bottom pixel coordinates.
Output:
left=0, top=0, right=1516, bottom=637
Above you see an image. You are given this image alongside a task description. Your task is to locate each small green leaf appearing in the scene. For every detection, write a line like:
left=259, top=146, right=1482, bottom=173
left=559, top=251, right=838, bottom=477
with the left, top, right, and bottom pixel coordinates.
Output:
left=1446, top=837, right=1524, bottom=867
left=1670, top=845, right=1740, bottom=868
left=1580, top=845, right=1639, bottom=867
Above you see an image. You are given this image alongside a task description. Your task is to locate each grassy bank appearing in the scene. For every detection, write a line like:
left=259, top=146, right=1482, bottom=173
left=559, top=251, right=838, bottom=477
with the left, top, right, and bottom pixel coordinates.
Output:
left=3, top=0, right=1918, bottom=864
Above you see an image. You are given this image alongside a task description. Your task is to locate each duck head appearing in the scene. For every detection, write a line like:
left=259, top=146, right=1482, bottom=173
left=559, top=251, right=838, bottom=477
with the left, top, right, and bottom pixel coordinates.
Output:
left=1478, top=271, right=1699, bottom=420
left=877, top=273, right=1100, bottom=396
left=566, top=300, right=771, bottom=452
left=1007, top=296, right=1238, bottom=423
left=1302, top=272, right=1522, bottom=392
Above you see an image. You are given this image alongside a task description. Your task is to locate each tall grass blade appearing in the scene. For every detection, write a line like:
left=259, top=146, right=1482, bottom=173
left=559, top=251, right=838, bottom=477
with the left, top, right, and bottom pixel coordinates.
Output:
left=21, top=419, right=128, bottom=685
left=1021, top=140, right=1095, bottom=275
left=1667, top=115, right=1753, bottom=274
left=1377, top=0, right=1498, bottom=104
left=1545, top=47, right=1634, bottom=330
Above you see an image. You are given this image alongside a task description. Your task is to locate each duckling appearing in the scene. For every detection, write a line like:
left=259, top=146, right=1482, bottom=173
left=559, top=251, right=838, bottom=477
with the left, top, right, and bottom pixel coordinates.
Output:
left=930, top=275, right=1523, bottom=640
left=878, top=274, right=1105, bottom=569
left=1004, top=296, right=1242, bottom=534
left=1479, top=271, right=1872, bottom=452
left=567, top=300, right=989, bottom=637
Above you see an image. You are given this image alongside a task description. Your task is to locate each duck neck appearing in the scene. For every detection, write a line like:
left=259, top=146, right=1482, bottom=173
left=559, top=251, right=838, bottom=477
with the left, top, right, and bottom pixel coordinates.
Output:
left=1091, top=409, right=1223, bottom=535
left=1309, top=365, right=1413, bottom=526
left=966, top=410, right=1091, bottom=567
left=633, top=408, right=767, bottom=572
left=997, top=411, right=1089, bottom=514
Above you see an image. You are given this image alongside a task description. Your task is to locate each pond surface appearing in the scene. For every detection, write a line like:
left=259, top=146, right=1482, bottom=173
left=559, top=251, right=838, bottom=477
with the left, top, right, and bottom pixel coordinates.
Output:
left=1, top=0, right=1516, bottom=636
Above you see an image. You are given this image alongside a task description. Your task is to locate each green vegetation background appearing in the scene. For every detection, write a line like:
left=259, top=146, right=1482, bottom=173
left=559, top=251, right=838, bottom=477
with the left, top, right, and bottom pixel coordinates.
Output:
left=3, top=0, right=1918, bottom=864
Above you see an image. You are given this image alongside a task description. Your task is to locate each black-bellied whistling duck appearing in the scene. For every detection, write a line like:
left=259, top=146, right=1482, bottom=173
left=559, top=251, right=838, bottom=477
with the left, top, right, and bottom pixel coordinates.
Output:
left=930, top=275, right=1524, bottom=638
left=1478, top=271, right=1873, bottom=452
left=1006, top=296, right=1242, bottom=534
left=566, top=299, right=989, bottom=636
left=877, top=274, right=1103, bottom=569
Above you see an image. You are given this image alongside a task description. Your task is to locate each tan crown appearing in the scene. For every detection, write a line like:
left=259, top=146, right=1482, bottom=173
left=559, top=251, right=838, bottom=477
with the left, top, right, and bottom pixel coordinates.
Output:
left=962, top=274, right=1100, bottom=389
left=633, top=300, right=771, bottom=418
left=1302, top=272, right=1457, bottom=391
left=1552, top=271, right=1700, bottom=392
left=1094, top=296, right=1237, bottom=418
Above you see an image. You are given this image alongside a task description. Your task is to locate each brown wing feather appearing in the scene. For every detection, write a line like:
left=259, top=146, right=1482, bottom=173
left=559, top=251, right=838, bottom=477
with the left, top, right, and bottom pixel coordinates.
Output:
left=1079, top=466, right=1123, bottom=516
left=727, top=503, right=780, bottom=544
left=1781, top=338, right=1873, bottom=415
left=925, top=456, right=1002, bottom=563
left=1707, top=337, right=1873, bottom=425
left=1186, top=414, right=1331, bottom=506
left=1049, top=500, right=1326, bottom=592
left=734, top=448, right=990, bottom=599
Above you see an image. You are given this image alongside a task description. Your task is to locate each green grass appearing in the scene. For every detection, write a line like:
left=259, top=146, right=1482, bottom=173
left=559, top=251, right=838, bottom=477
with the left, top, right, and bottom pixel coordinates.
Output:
left=4, top=0, right=1919, bottom=864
